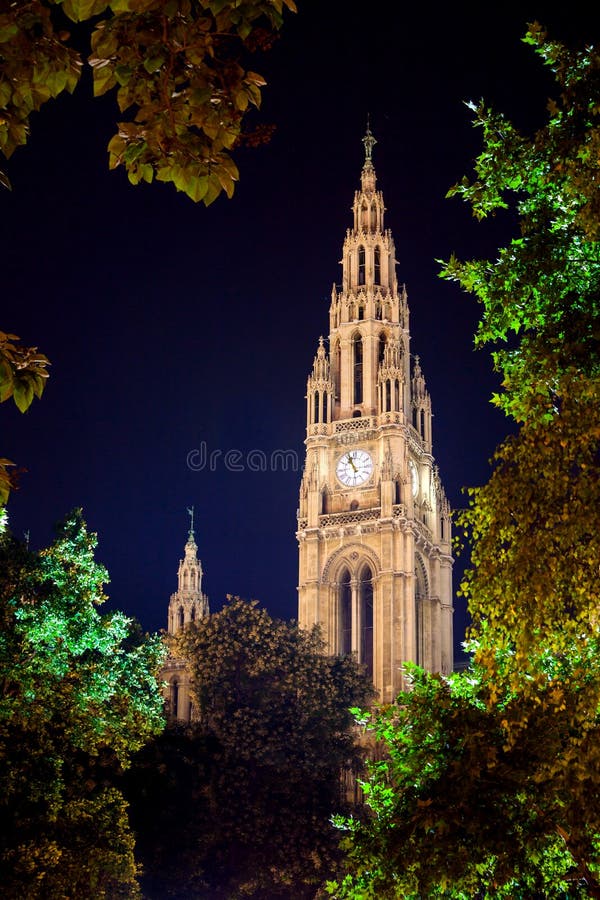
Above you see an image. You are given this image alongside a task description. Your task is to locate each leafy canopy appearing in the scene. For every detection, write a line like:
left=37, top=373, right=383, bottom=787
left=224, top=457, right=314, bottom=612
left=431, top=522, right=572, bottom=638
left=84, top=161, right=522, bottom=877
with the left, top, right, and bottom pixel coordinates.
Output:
left=328, top=662, right=600, bottom=899
left=0, top=510, right=166, bottom=898
left=0, top=331, right=50, bottom=510
left=442, top=23, right=600, bottom=679
left=0, top=0, right=296, bottom=202
left=128, top=596, right=375, bottom=899
left=441, top=21, right=600, bottom=424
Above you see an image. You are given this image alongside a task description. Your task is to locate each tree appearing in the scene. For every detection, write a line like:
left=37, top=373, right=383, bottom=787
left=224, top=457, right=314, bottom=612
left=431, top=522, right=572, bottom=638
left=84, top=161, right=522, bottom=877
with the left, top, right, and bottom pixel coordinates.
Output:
left=127, top=596, right=375, bottom=899
left=328, top=661, right=600, bottom=899
left=0, top=509, right=166, bottom=898
left=0, top=331, right=50, bottom=514
left=442, top=21, right=600, bottom=426
left=440, top=22, right=600, bottom=684
left=0, top=0, right=296, bottom=202
left=330, top=24, right=600, bottom=898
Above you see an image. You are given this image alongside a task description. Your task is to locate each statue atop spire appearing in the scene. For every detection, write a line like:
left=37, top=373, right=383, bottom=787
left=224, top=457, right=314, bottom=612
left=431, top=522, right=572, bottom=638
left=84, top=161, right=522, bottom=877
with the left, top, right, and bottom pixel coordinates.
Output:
left=187, top=504, right=195, bottom=538
left=360, top=119, right=377, bottom=195
left=362, top=117, right=377, bottom=164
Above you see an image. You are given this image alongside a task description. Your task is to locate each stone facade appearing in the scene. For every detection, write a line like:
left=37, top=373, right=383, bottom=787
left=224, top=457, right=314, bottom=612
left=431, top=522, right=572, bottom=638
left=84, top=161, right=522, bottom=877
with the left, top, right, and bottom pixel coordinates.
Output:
left=297, top=128, right=453, bottom=703
left=161, top=515, right=209, bottom=722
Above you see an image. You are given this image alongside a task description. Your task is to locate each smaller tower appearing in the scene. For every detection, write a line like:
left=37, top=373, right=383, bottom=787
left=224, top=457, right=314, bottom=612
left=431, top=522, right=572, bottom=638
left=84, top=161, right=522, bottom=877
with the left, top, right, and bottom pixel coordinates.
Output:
left=167, top=506, right=209, bottom=634
left=162, top=507, right=210, bottom=722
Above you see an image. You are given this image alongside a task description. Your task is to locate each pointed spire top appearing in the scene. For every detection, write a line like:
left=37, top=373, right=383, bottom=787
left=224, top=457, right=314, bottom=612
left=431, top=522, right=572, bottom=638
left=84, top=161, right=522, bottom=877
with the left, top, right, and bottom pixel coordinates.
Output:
left=362, top=117, right=377, bottom=164
left=186, top=505, right=195, bottom=540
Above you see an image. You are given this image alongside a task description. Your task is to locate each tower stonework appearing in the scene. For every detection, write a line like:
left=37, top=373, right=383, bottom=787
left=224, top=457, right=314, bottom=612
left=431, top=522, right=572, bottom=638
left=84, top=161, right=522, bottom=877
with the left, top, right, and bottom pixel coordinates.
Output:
left=296, top=129, right=453, bottom=703
left=162, top=512, right=209, bottom=721
left=167, top=524, right=209, bottom=635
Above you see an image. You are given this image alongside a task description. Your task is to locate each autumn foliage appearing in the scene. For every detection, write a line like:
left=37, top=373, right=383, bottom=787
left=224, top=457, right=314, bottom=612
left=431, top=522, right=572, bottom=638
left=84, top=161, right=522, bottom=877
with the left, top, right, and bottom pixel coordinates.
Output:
left=0, top=0, right=296, bottom=201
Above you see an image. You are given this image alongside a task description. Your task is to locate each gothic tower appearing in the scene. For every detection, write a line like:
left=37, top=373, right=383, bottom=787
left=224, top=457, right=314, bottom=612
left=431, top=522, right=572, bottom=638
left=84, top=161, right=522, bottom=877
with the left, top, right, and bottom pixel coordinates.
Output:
left=296, top=128, right=453, bottom=703
left=167, top=508, right=209, bottom=635
left=162, top=507, right=209, bottom=721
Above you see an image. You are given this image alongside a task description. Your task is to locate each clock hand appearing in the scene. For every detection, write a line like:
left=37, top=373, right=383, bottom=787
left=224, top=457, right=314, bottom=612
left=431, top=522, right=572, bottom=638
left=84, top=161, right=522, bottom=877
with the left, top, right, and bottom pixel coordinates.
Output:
left=346, top=453, right=358, bottom=473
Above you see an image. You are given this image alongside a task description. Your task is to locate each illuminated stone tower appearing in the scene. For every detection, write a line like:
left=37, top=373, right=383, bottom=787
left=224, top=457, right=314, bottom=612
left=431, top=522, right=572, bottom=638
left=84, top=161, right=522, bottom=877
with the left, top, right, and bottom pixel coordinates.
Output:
left=296, top=128, right=453, bottom=703
left=167, top=508, right=209, bottom=634
left=163, top=507, right=209, bottom=721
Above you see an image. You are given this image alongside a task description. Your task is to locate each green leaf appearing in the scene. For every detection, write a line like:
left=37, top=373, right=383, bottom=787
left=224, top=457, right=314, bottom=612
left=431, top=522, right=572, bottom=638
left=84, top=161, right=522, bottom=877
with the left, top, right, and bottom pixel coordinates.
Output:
left=12, top=377, right=34, bottom=413
left=114, top=65, right=132, bottom=86
left=61, top=0, right=109, bottom=22
left=143, top=55, right=165, bottom=75
left=186, top=174, right=208, bottom=202
left=90, top=59, right=116, bottom=97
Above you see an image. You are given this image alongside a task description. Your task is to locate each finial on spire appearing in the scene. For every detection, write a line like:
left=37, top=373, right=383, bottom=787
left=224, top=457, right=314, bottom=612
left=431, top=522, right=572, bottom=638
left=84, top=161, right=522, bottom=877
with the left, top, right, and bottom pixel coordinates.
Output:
left=187, top=505, right=195, bottom=538
left=362, top=117, right=376, bottom=164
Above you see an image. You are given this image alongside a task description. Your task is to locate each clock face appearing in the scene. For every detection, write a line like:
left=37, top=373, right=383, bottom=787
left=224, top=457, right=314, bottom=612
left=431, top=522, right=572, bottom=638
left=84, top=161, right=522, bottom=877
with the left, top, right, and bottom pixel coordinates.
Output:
left=336, top=449, right=374, bottom=487
left=409, top=459, right=419, bottom=498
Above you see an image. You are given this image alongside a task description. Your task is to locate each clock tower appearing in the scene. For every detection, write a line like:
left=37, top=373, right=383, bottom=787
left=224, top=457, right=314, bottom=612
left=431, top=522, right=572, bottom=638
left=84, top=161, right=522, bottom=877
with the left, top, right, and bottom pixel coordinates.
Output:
left=296, top=128, right=453, bottom=703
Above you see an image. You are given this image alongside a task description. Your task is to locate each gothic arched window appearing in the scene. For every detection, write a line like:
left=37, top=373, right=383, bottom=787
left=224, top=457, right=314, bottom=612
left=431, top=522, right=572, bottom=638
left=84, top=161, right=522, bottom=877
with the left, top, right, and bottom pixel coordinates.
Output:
left=370, top=203, right=377, bottom=232
left=340, top=569, right=352, bottom=656
left=178, top=606, right=185, bottom=630
left=335, top=341, right=341, bottom=397
left=360, top=566, right=374, bottom=679
left=353, top=333, right=363, bottom=405
left=360, top=201, right=368, bottom=230
left=338, top=566, right=374, bottom=678
left=358, top=246, right=366, bottom=285
left=374, top=246, right=381, bottom=284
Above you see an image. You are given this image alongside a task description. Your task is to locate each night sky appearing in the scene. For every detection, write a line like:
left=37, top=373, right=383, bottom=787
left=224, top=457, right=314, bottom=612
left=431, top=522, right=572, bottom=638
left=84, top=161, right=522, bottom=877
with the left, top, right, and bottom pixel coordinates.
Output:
left=3, top=3, right=600, bottom=658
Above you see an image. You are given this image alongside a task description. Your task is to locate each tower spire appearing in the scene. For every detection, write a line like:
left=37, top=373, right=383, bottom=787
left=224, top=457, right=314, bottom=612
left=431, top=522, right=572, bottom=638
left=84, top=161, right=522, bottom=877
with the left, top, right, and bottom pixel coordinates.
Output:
left=167, top=508, right=209, bottom=634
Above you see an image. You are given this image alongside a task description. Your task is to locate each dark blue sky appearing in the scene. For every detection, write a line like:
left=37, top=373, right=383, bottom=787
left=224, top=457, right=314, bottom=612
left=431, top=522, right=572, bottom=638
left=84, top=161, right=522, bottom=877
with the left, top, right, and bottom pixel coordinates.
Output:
left=3, top=2, right=599, bottom=657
